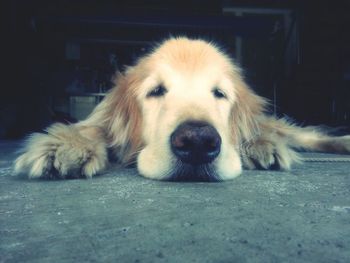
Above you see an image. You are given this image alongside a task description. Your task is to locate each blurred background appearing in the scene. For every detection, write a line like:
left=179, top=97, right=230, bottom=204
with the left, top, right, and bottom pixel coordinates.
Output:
left=2, top=0, right=350, bottom=139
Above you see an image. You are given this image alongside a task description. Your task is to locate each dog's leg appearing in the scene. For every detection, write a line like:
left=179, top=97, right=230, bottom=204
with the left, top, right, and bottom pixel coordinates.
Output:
left=14, top=72, right=142, bottom=179
left=241, top=117, right=350, bottom=170
left=14, top=123, right=108, bottom=179
left=291, top=131, right=350, bottom=154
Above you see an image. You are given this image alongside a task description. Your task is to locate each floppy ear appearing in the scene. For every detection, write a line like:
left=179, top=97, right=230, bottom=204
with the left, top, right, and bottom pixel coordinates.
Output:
left=81, top=69, right=144, bottom=164
left=230, top=75, right=267, bottom=143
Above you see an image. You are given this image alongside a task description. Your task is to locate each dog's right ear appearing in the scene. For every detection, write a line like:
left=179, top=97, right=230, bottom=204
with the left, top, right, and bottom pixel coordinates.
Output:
left=80, top=69, right=144, bottom=164
left=230, top=75, right=267, bottom=143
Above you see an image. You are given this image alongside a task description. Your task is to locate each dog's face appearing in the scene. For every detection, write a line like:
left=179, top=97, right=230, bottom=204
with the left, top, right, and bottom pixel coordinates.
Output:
left=111, top=38, right=264, bottom=181
left=130, top=38, right=244, bottom=181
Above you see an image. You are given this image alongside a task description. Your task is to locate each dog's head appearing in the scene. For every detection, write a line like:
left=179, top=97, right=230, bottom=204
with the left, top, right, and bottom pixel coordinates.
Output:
left=100, top=37, right=265, bottom=181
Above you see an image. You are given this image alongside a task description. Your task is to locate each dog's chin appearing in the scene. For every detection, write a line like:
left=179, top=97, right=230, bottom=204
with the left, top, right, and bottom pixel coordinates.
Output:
left=167, top=161, right=222, bottom=182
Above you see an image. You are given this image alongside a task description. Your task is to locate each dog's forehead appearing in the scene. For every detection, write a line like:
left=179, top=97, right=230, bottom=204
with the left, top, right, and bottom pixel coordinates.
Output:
left=149, top=38, right=232, bottom=74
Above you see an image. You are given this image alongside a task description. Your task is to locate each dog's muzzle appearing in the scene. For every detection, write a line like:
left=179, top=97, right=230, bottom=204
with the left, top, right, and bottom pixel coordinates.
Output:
left=170, top=121, right=221, bottom=165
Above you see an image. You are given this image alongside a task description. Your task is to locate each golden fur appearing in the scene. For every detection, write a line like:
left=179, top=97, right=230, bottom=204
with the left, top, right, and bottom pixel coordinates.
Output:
left=14, top=37, right=350, bottom=181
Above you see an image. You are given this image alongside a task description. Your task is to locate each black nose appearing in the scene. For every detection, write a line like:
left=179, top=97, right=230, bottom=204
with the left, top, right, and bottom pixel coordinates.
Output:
left=170, top=121, right=221, bottom=165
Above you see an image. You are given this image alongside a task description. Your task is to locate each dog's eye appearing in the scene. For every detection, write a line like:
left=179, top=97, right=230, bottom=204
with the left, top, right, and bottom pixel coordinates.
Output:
left=147, top=85, right=167, bottom=97
left=213, top=88, right=226, bottom=99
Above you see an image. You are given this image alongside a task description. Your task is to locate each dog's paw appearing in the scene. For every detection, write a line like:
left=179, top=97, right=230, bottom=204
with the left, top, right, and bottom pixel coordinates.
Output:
left=241, top=139, right=300, bottom=171
left=14, top=124, right=108, bottom=179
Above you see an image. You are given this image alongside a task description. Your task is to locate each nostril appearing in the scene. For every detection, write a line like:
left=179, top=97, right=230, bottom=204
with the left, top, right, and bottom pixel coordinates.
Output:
left=204, top=136, right=221, bottom=159
left=203, top=136, right=220, bottom=150
left=171, top=135, right=192, bottom=151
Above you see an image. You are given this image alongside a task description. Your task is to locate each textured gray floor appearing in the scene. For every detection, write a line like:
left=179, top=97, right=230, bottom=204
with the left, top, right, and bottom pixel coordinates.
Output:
left=1, top=141, right=350, bottom=263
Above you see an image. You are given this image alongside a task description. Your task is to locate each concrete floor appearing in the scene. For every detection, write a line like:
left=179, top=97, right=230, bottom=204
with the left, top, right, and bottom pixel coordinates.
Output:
left=1, top=141, right=350, bottom=263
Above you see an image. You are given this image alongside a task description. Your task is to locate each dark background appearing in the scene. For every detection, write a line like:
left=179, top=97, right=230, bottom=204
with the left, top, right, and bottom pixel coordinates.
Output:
left=2, top=0, right=350, bottom=138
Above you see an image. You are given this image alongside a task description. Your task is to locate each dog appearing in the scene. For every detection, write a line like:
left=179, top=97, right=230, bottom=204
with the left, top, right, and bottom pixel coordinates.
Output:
left=14, top=37, right=350, bottom=181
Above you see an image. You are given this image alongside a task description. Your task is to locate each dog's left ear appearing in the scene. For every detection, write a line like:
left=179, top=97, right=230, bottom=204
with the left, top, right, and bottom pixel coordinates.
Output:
left=82, top=69, right=144, bottom=164
left=109, top=71, right=144, bottom=163
left=230, top=75, right=267, bottom=143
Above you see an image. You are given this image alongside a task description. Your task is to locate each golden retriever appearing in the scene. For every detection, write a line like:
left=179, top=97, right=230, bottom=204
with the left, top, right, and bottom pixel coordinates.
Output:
left=14, top=37, right=350, bottom=181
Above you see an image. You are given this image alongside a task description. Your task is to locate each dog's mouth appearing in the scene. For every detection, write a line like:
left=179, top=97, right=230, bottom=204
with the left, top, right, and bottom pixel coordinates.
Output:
left=168, top=120, right=222, bottom=182
left=168, top=161, right=221, bottom=182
